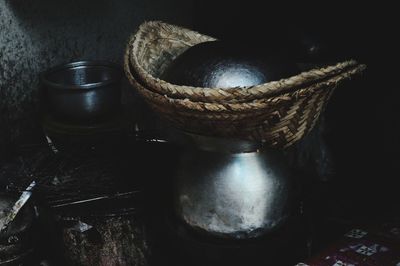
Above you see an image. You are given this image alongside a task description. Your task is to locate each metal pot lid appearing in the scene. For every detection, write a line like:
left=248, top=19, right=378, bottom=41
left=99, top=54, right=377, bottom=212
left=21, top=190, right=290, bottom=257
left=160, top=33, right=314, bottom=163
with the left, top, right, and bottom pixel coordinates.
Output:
left=0, top=195, right=34, bottom=240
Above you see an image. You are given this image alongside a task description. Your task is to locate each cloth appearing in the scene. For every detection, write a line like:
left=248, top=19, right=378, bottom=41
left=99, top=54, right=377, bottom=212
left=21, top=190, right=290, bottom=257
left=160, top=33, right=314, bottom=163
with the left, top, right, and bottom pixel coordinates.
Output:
left=296, top=223, right=400, bottom=266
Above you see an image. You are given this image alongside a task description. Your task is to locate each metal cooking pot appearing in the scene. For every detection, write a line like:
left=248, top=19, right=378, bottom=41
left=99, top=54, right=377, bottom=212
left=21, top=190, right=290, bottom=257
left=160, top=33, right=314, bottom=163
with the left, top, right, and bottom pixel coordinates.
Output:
left=173, top=134, right=293, bottom=239
left=135, top=125, right=294, bottom=239
left=40, top=61, right=122, bottom=121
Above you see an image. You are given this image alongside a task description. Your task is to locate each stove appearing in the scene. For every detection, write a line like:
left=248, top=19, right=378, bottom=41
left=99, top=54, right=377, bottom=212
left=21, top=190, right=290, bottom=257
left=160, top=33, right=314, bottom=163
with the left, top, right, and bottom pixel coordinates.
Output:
left=1, top=115, right=312, bottom=266
left=1, top=126, right=150, bottom=265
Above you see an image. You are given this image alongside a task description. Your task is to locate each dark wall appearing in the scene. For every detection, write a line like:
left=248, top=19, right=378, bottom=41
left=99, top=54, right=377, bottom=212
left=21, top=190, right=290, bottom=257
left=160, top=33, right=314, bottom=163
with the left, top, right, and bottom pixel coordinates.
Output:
left=0, top=0, right=194, bottom=158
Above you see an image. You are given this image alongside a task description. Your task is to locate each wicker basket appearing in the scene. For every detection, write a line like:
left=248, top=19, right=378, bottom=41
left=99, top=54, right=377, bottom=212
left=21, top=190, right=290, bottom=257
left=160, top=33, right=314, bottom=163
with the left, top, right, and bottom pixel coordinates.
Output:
left=124, top=21, right=366, bottom=148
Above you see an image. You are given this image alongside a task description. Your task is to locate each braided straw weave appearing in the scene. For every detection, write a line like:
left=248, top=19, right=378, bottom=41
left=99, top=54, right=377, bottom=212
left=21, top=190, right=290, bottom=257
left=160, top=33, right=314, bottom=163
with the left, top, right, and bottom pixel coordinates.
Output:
left=125, top=21, right=366, bottom=148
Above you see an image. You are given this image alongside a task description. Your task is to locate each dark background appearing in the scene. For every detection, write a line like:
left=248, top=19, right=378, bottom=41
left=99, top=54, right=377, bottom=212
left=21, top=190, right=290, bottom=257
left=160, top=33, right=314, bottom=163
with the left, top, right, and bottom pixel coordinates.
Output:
left=191, top=0, right=398, bottom=223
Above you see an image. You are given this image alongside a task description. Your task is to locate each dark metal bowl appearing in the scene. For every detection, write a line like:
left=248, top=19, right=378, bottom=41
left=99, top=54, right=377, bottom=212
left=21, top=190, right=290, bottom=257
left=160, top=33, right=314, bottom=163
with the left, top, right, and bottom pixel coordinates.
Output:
left=40, top=61, right=122, bottom=121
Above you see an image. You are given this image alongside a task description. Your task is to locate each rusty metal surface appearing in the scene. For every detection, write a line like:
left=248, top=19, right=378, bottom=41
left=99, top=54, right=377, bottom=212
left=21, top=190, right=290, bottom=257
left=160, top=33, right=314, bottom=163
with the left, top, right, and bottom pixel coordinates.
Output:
left=61, top=215, right=148, bottom=266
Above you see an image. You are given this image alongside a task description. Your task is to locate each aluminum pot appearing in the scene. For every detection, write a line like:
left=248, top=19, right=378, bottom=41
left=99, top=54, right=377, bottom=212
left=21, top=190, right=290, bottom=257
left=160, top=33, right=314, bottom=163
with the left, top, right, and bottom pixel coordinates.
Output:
left=135, top=124, right=294, bottom=239
left=173, top=135, right=293, bottom=239
left=40, top=61, right=122, bottom=121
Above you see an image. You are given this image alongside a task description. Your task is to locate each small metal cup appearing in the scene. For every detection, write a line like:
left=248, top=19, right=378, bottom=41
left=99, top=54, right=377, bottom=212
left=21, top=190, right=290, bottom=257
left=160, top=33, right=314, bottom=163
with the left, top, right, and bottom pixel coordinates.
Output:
left=40, top=61, right=122, bottom=122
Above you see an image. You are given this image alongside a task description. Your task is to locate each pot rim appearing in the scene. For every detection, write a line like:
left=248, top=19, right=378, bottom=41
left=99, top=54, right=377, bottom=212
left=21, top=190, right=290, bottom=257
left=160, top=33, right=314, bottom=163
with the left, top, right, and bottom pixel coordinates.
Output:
left=40, top=60, right=123, bottom=91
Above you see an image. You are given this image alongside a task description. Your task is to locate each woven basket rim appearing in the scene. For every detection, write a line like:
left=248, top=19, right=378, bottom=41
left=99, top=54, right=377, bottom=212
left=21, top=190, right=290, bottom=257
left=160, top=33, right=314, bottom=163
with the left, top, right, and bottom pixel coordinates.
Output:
left=128, top=20, right=365, bottom=103
left=124, top=20, right=367, bottom=147
left=124, top=47, right=366, bottom=114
